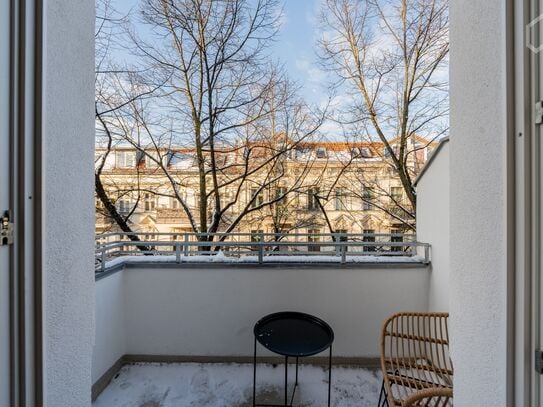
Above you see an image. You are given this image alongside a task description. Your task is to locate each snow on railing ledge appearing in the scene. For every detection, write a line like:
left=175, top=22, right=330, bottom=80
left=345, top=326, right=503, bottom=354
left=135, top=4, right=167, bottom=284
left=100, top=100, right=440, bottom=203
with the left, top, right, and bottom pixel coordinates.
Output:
left=95, top=232, right=430, bottom=274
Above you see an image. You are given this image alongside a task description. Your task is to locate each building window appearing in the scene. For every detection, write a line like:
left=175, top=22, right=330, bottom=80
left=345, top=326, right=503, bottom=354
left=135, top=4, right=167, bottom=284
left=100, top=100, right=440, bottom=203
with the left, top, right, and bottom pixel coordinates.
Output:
left=363, top=229, right=376, bottom=252
left=250, top=229, right=264, bottom=251
left=335, top=228, right=348, bottom=250
left=117, top=197, right=131, bottom=215
left=335, top=188, right=346, bottom=210
left=250, top=230, right=264, bottom=241
left=307, top=228, right=321, bottom=252
left=360, top=147, right=372, bottom=158
left=144, top=192, right=156, bottom=211
left=316, top=147, right=327, bottom=158
left=362, top=188, right=374, bottom=210
left=250, top=188, right=264, bottom=208
left=170, top=197, right=180, bottom=209
left=390, top=229, right=403, bottom=252
left=275, top=186, right=287, bottom=204
left=167, top=151, right=189, bottom=168
left=116, top=151, right=136, bottom=168
left=307, top=187, right=320, bottom=210
left=390, top=186, right=403, bottom=202
left=146, top=152, right=160, bottom=168
left=384, top=145, right=399, bottom=158
left=350, top=147, right=360, bottom=157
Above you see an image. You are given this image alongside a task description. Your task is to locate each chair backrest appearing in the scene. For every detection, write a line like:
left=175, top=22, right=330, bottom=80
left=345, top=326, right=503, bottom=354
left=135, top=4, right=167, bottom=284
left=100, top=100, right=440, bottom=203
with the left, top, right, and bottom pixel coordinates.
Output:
left=380, top=312, right=453, bottom=406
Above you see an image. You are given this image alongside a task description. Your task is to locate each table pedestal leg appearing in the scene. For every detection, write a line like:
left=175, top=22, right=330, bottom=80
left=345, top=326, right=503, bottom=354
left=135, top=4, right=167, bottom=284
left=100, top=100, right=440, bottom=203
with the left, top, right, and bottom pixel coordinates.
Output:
left=253, top=337, right=257, bottom=407
left=328, top=345, right=332, bottom=407
left=284, top=356, right=288, bottom=406
left=295, top=357, right=298, bottom=386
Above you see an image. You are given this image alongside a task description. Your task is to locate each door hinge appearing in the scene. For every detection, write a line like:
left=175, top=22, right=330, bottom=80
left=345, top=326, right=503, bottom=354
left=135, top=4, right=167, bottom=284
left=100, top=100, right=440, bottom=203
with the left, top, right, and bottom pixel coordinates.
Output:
left=536, top=350, right=543, bottom=374
left=536, top=101, right=543, bottom=125
left=1, top=210, right=14, bottom=246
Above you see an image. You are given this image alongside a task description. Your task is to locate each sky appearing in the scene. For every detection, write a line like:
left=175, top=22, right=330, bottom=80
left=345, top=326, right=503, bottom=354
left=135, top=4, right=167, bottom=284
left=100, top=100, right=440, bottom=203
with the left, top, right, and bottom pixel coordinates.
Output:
left=107, top=0, right=449, bottom=140
left=114, top=0, right=326, bottom=106
left=268, top=1, right=325, bottom=105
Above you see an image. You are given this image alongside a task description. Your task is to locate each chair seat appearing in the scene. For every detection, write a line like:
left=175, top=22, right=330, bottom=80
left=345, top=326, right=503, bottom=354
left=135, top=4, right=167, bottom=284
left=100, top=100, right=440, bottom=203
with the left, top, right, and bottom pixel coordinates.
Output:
left=379, top=312, right=453, bottom=407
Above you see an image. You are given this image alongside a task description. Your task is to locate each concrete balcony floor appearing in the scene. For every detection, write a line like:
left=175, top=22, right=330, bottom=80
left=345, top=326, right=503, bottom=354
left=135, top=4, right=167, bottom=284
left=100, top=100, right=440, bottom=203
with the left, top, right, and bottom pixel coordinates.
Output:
left=93, top=362, right=382, bottom=407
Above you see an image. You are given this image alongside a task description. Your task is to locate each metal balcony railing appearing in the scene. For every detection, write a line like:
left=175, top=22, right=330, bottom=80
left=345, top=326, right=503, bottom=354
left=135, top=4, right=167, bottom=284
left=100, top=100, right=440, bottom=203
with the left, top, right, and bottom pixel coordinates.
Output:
left=95, top=232, right=430, bottom=272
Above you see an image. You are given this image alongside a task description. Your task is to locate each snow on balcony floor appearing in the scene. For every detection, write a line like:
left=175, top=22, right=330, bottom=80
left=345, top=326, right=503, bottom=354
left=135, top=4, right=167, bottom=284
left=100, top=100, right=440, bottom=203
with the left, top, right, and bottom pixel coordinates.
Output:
left=93, top=362, right=382, bottom=407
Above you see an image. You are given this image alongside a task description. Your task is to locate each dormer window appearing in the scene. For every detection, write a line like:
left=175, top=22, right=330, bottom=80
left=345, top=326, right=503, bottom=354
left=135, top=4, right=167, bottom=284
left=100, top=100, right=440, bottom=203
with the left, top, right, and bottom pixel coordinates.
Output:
left=168, top=151, right=191, bottom=167
left=115, top=151, right=136, bottom=168
left=384, top=145, right=399, bottom=158
left=146, top=151, right=160, bottom=168
left=361, top=147, right=372, bottom=158
left=316, top=147, right=327, bottom=158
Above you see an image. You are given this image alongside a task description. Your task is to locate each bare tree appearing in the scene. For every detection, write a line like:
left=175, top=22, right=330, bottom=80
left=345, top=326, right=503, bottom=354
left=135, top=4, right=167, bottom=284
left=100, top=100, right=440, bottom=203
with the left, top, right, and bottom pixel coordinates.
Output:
left=318, top=0, right=449, bottom=227
left=105, top=0, right=327, bottom=242
left=96, top=0, right=146, bottom=247
left=95, top=0, right=169, bottom=252
left=99, top=71, right=326, bottom=241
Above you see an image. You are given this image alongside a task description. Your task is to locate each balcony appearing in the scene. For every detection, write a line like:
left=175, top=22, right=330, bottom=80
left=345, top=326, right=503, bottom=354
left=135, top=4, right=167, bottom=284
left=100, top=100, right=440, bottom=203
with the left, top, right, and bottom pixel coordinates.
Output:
left=92, top=233, right=431, bottom=405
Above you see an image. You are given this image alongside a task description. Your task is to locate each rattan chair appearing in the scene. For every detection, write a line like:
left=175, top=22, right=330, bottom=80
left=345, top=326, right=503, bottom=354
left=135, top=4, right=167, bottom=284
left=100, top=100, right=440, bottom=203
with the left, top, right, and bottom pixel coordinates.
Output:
left=377, top=312, right=453, bottom=407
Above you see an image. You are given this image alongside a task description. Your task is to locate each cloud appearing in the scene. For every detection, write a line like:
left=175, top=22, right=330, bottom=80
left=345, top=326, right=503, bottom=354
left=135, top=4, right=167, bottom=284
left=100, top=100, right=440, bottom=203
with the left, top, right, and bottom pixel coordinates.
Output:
left=295, top=58, right=326, bottom=85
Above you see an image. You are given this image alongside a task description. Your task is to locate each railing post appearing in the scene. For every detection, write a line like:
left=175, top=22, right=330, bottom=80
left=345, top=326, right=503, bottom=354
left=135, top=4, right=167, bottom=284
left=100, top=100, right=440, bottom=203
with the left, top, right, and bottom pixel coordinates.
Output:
left=175, top=242, right=181, bottom=263
left=258, top=232, right=264, bottom=264
left=424, top=244, right=430, bottom=264
left=341, top=245, right=346, bottom=264
left=101, top=247, right=105, bottom=272
left=334, top=233, right=340, bottom=257
left=184, top=233, right=189, bottom=257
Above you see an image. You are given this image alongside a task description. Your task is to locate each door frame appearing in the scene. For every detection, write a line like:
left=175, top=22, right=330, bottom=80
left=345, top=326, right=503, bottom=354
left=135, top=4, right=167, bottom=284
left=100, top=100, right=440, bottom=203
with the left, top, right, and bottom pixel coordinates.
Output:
left=8, top=0, right=44, bottom=405
left=512, top=0, right=543, bottom=405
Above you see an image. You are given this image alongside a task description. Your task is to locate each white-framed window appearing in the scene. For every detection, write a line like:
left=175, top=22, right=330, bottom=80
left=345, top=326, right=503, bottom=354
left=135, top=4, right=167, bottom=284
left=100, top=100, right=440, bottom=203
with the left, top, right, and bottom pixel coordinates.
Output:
left=307, top=228, right=321, bottom=252
left=350, top=147, right=360, bottom=157
left=170, top=197, right=181, bottom=209
left=143, top=192, right=156, bottom=211
left=275, top=186, right=287, bottom=206
left=307, top=187, right=320, bottom=210
left=117, top=197, right=132, bottom=214
left=363, top=229, right=376, bottom=252
left=361, top=147, right=372, bottom=158
left=146, top=151, right=160, bottom=168
left=391, top=186, right=403, bottom=202
left=362, top=188, right=374, bottom=210
left=390, top=228, right=403, bottom=252
left=250, top=230, right=264, bottom=242
left=384, top=144, right=400, bottom=158
left=335, top=188, right=346, bottom=210
left=250, top=187, right=264, bottom=208
left=115, top=151, right=136, bottom=168
left=167, top=151, right=191, bottom=168
left=316, top=147, right=327, bottom=158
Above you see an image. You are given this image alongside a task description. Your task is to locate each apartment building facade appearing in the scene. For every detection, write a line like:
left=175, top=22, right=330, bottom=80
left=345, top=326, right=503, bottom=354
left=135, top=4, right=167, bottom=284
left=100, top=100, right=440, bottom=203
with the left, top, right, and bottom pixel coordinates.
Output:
left=95, top=136, right=437, bottom=238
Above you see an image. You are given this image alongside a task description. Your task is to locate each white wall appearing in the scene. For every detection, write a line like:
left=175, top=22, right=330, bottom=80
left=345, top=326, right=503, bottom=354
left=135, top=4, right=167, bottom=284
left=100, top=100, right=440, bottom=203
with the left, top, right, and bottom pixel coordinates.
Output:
left=92, top=272, right=126, bottom=385
left=450, top=0, right=509, bottom=404
left=416, top=140, right=450, bottom=311
left=43, top=0, right=95, bottom=405
left=93, top=264, right=429, bottom=383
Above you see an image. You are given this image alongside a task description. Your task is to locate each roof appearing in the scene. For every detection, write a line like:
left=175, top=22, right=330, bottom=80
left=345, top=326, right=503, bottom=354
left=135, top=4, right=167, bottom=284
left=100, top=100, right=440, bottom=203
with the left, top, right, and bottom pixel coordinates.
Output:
left=413, top=137, right=449, bottom=187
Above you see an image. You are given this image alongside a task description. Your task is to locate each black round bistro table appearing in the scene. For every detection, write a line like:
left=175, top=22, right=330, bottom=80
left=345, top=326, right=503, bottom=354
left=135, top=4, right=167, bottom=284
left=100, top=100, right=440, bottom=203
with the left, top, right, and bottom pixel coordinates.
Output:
left=252, top=311, right=334, bottom=407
